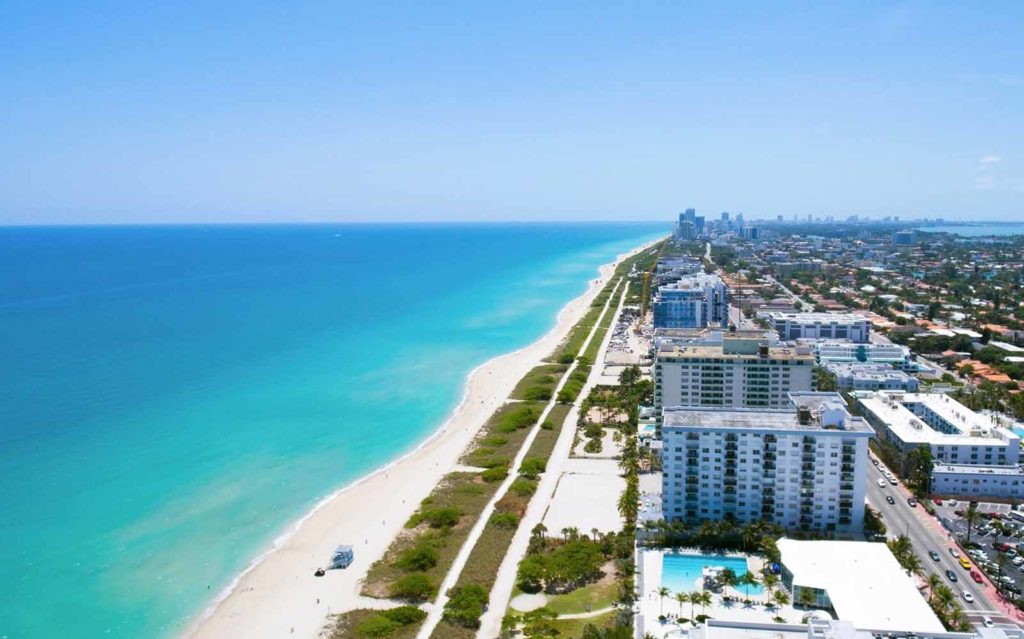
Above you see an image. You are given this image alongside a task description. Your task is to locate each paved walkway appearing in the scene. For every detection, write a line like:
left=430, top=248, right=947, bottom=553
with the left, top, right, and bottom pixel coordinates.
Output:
left=475, top=282, right=630, bottom=638
left=558, top=605, right=617, bottom=620
left=415, top=279, right=624, bottom=639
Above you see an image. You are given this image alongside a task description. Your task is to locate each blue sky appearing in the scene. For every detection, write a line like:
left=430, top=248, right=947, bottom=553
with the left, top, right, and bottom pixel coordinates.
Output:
left=1, top=2, right=1022, bottom=224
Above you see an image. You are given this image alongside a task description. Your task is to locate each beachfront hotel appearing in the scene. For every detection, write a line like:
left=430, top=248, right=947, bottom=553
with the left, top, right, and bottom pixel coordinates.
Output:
left=653, top=333, right=814, bottom=430
left=824, top=362, right=920, bottom=392
left=812, top=340, right=917, bottom=371
left=661, top=393, right=871, bottom=533
left=767, top=312, right=871, bottom=343
left=651, top=273, right=729, bottom=329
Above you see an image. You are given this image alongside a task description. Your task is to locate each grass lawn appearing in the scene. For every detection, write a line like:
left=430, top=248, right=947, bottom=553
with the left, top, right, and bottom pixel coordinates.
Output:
left=549, top=610, right=617, bottom=636
left=543, top=574, right=618, bottom=615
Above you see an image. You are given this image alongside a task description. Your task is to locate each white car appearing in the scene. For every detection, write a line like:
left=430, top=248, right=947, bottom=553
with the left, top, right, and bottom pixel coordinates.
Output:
left=983, top=617, right=995, bottom=628
left=889, top=478, right=898, bottom=486
left=962, top=590, right=974, bottom=603
left=878, top=478, right=887, bottom=487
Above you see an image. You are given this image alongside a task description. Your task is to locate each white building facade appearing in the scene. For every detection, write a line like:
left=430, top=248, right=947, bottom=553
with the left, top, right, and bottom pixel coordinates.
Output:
left=813, top=340, right=916, bottom=371
left=661, top=393, right=872, bottom=533
left=769, top=312, right=871, bottom=343
left=654, top=336, right=814, bottom=417
left=825, top=362, right=920, bottom=392
left=931, top=464, right=1024, bottom=501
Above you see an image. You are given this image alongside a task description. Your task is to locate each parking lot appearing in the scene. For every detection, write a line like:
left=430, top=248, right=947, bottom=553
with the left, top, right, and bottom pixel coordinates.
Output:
left=935, top=500, right=1024, bottom=597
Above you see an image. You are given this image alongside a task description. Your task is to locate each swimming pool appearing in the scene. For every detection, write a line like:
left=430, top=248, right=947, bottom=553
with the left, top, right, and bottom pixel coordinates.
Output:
left=661, top=552, right=763, bottom=595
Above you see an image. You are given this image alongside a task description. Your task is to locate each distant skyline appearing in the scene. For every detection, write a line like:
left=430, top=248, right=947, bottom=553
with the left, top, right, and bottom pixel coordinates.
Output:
left=2, top=2, right=1022, bottom=224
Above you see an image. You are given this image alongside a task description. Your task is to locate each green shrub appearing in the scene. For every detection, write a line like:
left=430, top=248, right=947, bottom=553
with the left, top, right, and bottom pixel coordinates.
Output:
left=481, top=436, right=508, bottom=446
left=476, top=455, right=510, bottom=469
left=584, top=438, right=602, bottom=454
left=540, top=419, right=555, bottom=430
left=519, top=457, right=547, bottom=480
left=482, top=466, right=509, bottom=482
left=523, top=386, right=552, bottom=401
left=389, top=573, right=435, bottom=601
left=558, top=352, right=575, bottom=364
left=442, top=584, right=490, bottom=628
left=423, top=507, right=462, bottom=528
left=380, top=606, right=427, bottom=625
left=395, top=544, right=438, bottom=571
left=509, top=478, right=537, bottom=497
left=490, top=512, right=520, bottom=528
left=355, top=615, right=400, bottom=638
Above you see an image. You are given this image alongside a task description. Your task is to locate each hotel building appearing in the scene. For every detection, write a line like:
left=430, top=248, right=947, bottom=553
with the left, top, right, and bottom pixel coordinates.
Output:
left=661, top=393, right=872, bottom=533
left=652, top=273, right=729, bottom=329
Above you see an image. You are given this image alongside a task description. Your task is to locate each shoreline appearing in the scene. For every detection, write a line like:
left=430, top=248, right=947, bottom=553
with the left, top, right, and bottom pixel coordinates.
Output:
left=183, top=240, right=655, bottom=639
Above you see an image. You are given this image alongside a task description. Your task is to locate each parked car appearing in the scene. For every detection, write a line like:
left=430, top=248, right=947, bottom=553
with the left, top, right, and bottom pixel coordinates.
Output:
left=946, top=569, right=959, bottom=582
left=949, top=499, right=958, bottom=506
left=930, top=551, right=941, bottom=561
left=908, top=497, right=918, bottom=507
left=962, top=590, right=974, bottom=603
left=886, top=496, right=896, bottom=505
left=960, top=557, right=972, bottom=570
left=971, top=570, right=984, bottom=583
left=950, top=548, right=961, bottom=558
left=935, top=499, right=943, bottom=505
left=872, top=458, right=879, bottom=466
left=877, top=478, right=887, bottom=488
left=995, top=542, right=1011, bottom=552
left=1013, top=556, right=1024, bottom=566
left=889, top=478, right=898, bottom=486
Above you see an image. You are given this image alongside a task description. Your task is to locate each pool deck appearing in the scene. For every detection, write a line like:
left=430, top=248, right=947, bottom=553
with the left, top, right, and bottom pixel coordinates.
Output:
left=637, top=548, right=809, bottom=639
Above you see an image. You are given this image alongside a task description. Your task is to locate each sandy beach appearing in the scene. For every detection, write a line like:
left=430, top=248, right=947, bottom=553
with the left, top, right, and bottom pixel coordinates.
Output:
left=183, top=241, right=654, bottom=639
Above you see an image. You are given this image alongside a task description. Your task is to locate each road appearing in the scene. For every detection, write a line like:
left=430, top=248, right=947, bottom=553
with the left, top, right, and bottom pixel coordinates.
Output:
left=765, top=275, right=808, bottom=311
left=867, top=453, right=1017, bottom=629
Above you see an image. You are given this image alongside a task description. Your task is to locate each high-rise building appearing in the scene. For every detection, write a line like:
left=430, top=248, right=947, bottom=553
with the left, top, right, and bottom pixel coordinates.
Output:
left=661, top=392, right=871, bottom=532
left=654, top=335, right=814, bottom=418
left=892, top=231, right=915, bottom=246
left=651, top=273, right=729, bottom=329
left=720, top=211, right=730, bottom=223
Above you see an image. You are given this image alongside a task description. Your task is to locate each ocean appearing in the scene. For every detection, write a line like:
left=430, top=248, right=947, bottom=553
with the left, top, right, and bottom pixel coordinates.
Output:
left=0, top=222, right=666, bottom=639
left=914, top=223, right=1024, bottom=237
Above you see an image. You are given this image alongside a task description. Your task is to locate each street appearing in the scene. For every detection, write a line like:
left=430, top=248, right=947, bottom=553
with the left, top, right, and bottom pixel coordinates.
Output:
left=866, top=453, right=1019, bottom=629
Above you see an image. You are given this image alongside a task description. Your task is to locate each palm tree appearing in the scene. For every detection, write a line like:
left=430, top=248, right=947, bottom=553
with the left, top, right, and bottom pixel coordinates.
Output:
left=797, top=587, right=816, bottom=610
left=948, top=604, right=966, bottom=628
left=933, top=584, right=955, bottom=616
left=696, top=590, right=712, bottom=617
left=762, top=572, right=779, bottom=599
left=674, top=592, right=689, bottom=619
left=657, top=587, right=671, bottom=615
left=718, top=568, right=738, bottom=595
left=926, top=573, right=942, bottom=604
left=739, top=571, right=759, bottom=598
left=965, top=502, right=980, bottom=543
left=903, top=552, right=922, bottom=576
left=689, top=590, right=701, bottom=621
left=773, top=590, right=790, bottom=608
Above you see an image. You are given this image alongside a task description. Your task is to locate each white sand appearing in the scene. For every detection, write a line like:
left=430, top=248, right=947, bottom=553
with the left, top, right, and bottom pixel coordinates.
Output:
left=183, top=240, right=657, bottom=639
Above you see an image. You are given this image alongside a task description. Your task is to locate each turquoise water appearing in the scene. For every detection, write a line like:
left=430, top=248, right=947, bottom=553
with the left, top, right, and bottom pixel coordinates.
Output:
left=914, top=223, right=1024, bottom=237
left=0, top=223, right=665, bottom=639
left=661, top=552, right=763, bottom=595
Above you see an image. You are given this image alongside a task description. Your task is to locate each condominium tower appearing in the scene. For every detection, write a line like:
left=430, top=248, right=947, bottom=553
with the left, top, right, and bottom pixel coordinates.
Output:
left=661, top=393, right=872, bottom=533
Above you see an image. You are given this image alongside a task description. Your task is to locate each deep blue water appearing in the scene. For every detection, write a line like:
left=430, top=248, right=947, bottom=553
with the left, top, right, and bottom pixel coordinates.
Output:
left=914, top=223, right=1024, bottom=237
left=0, top=223, right=665, bottom=638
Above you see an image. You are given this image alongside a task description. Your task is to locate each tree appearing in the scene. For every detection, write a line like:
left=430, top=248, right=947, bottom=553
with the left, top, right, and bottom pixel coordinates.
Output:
left=719, top=568, right=738, bottom=593
left=443, top=584, right=489, bottom=629
left=926, top=573, right=942, bottom=604
left=674, top=592, right=689, bottom=618
left=695, top=590, right=712, bottom=616
left=965, top=502, right=980, bottom=543
left=797, top=587, right=816, bottom=609
left=773, top=590, right=790, bottom=608
left=657, top=587, right=671, bottom=615
left=739, top=571, right=759, bottom=598
left=762, top=572, right=779, bottom=599
left=689, top=590, right=701, bottom=621
left=389, top=572, right=435, bottom=602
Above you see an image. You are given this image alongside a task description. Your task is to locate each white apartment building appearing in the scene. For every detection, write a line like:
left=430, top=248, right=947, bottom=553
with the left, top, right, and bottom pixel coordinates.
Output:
left=654, top=336, right=814, bottom=427
left=813, top=340, right=916, bottom=371
left=661, top=393, right=872, bottom=533
left=931, top=464, right=1024, bottom=501
left=769, top=312, right=871, bottom=343
left=825, top=362, right=919, bottom=392
left=855, top=391, right=1021, bottom=467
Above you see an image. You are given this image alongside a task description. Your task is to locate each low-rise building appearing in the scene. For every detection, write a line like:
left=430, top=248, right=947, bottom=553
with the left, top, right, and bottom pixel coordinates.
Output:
left=661, top=393, right=871, bottom=533
left=855, top=391, right=1020, bottom=467
left=825, top=362, right=919, bottom=392
left=812, top=340, right=916, bottom=371
left=768, top=312, right=871, bottom=343
left=931, top=464, right=1024, bottom=501
left=776, top=538, right=945, bottom=632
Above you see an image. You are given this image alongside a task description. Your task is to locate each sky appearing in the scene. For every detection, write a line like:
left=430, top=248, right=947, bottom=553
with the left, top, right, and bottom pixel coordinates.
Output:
left=1, top=2, right=1023, bottom=224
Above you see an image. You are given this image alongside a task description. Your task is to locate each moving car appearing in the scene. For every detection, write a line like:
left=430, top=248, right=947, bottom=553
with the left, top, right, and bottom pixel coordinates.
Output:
left=963, top=590, right=974, bottom=603
left=960, top=557, right=972, bottom=570
left=930, top=551, right=941, bottom=561
left=950, top=548, right=961, bottom=558
left=889, top=478, right=898, bottom=486
left=983, top=617, right=994, bottom=628
left=878, top=478, right=887, bottom=487
left=946, top=569, right=958, bottom=582
left=886, top=496, right=896, bottom=505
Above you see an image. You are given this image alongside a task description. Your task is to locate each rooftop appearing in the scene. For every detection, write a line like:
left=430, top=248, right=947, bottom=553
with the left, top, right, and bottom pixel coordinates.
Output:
left=768, top=312, right=868, bottom=324
left=663, top=393, right=872, bottom=434
left=777, top=538, right=946, bottom=633
left=933, top=463, right=1024, bottom=476
left=856, top=391, right=1018, bottom=447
